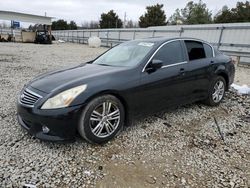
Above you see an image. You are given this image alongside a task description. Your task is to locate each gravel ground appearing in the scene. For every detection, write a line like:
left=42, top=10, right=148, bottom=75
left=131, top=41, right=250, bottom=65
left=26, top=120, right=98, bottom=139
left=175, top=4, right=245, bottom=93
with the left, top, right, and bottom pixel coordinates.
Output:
left=0, top=42, right=249, bottom=188
left=234, top=66, right=250, bottom=86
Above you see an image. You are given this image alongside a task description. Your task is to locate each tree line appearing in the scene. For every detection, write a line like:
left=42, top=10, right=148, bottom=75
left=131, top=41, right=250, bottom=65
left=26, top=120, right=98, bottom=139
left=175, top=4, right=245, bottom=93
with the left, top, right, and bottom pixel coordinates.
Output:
left=52, top=0, right=250, bottom=30
left=51, top=20, right=77, bottom=30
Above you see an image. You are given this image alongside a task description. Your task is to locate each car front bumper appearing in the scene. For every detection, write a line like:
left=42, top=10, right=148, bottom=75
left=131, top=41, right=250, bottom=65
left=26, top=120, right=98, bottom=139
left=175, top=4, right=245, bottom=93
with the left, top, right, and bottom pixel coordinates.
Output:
left=17, top=101, right=84, bottom=142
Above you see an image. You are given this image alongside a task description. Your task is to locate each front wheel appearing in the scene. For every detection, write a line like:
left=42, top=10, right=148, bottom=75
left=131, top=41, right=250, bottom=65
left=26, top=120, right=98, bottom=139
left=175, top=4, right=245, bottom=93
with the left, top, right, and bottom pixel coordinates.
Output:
left=78, top=95, right=125, bottom=144
left=204, top=76, right=226, bottom=106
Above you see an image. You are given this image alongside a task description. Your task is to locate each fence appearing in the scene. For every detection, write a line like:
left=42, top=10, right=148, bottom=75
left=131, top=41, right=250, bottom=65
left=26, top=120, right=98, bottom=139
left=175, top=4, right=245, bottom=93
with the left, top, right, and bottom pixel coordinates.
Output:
left=0, top=28, right=22, bottom=41
left=52, top=23, right=250, bottom=64
left=1, top=23, right=250, bottom=64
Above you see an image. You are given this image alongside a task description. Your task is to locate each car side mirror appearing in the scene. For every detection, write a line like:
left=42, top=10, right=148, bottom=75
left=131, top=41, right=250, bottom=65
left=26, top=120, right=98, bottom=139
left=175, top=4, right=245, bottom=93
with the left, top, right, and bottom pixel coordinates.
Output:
left=145, top=59, right=163, bottom=73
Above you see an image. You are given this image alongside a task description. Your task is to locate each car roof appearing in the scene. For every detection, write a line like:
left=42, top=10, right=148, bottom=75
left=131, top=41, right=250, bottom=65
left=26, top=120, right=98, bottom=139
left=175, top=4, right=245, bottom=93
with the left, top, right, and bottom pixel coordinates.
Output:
left=134, top=37, right=209, bottom=45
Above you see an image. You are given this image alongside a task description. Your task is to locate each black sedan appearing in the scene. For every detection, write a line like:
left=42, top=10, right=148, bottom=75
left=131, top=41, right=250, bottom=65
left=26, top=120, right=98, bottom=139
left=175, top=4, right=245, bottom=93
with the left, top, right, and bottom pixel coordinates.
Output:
left=17, top=37, right=235, bottom=143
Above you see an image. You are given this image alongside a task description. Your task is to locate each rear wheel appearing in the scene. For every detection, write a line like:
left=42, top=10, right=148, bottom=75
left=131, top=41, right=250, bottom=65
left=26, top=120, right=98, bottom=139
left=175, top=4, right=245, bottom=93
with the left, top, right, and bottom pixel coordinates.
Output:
left=78, top=95, right=125, bottom=144
left=204, top=76, right=226, bottom=106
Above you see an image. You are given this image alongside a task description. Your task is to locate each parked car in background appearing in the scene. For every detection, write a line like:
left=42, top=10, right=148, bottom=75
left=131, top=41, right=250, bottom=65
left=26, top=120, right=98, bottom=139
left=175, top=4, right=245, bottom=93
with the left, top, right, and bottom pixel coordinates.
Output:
left=17, top=37, right=235, bottom=144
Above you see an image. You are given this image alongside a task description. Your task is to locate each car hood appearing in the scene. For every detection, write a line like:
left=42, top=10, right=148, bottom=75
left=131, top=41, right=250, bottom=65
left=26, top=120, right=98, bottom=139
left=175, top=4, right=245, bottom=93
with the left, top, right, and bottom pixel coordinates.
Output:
left=29, top=63, right=125, bottom=93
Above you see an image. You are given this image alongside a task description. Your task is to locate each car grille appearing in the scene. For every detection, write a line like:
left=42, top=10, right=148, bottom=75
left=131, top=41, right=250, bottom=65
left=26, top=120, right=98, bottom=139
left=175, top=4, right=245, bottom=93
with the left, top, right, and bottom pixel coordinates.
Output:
left=20, top=88, right=42, bottom=107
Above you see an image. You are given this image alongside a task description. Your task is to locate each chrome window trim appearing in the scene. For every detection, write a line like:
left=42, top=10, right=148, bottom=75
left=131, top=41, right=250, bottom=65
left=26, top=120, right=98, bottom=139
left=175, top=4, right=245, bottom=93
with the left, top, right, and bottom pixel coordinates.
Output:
left=161, top=61, right=188, bottom=69
left=142, top=38, right=215, bottom=72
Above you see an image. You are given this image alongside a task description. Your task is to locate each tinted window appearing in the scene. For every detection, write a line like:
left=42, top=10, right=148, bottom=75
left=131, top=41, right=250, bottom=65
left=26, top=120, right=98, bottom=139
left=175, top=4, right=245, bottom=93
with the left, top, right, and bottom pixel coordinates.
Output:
left=203, top=43, right=213, bottom=58
left=153, top=41, right=185, bottom=66
left=185, top=41, right=206, bottom=61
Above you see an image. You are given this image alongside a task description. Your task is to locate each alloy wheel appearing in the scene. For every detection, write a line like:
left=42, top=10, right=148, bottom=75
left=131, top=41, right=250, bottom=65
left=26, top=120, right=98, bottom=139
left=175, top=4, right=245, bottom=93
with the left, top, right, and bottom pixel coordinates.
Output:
left=89, top=101, right=120, bottom=138
left=212, top=80, right=225, bottom=103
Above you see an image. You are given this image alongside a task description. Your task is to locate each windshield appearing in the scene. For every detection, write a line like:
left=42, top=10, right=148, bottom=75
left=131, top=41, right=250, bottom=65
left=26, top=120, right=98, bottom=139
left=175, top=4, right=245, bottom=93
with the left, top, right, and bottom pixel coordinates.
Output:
left=93, top=41, right=155, bottom=67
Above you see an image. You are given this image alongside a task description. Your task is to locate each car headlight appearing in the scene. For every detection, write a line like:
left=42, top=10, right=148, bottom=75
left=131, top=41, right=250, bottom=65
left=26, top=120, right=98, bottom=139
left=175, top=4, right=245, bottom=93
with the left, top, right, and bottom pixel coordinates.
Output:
left=41, top=85, right=87, bottom=109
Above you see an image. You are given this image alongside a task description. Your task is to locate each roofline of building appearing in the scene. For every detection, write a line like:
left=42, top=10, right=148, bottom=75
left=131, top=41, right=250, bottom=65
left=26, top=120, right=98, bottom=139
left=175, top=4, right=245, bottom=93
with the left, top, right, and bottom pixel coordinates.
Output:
left=0, top=10, right=54, bottom=25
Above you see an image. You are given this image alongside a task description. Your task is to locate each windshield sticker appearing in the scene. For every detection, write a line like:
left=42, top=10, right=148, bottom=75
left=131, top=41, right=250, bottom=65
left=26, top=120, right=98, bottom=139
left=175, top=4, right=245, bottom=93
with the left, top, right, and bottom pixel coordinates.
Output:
left=138, top=42, right=154, bottom=47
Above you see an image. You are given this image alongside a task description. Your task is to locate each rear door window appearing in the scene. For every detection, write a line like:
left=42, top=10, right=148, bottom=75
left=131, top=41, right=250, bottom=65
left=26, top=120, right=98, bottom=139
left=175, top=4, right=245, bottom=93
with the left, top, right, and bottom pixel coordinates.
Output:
left=153, top=41, right=185, bottom=66
left=203, top=43, right=213, bottom=58
left=184, top=40, right=206, bottom=61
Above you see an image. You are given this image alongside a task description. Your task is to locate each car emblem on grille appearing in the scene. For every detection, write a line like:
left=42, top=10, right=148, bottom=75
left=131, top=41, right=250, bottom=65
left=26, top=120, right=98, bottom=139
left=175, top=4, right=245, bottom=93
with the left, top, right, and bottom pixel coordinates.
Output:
left=21, top=93, right=25, bottom=99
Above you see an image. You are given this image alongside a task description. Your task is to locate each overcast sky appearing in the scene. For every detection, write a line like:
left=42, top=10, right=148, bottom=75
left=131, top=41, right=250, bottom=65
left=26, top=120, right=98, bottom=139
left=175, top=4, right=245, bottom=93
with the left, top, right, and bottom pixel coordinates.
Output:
left=0, top=0, right=241, bottom=26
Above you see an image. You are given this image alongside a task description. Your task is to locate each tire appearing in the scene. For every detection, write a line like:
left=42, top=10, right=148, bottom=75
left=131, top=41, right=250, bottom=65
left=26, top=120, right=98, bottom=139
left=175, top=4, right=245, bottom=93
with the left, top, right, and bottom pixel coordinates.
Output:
left=204, top=76, right=226, bottom=106
left=78, top=95, right=125, bottom=144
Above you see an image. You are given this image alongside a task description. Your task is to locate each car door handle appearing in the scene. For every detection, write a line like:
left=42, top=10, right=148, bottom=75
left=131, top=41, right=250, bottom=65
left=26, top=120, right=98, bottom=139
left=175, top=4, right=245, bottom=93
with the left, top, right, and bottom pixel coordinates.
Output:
left=179, top=68, right=185, bottom=75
